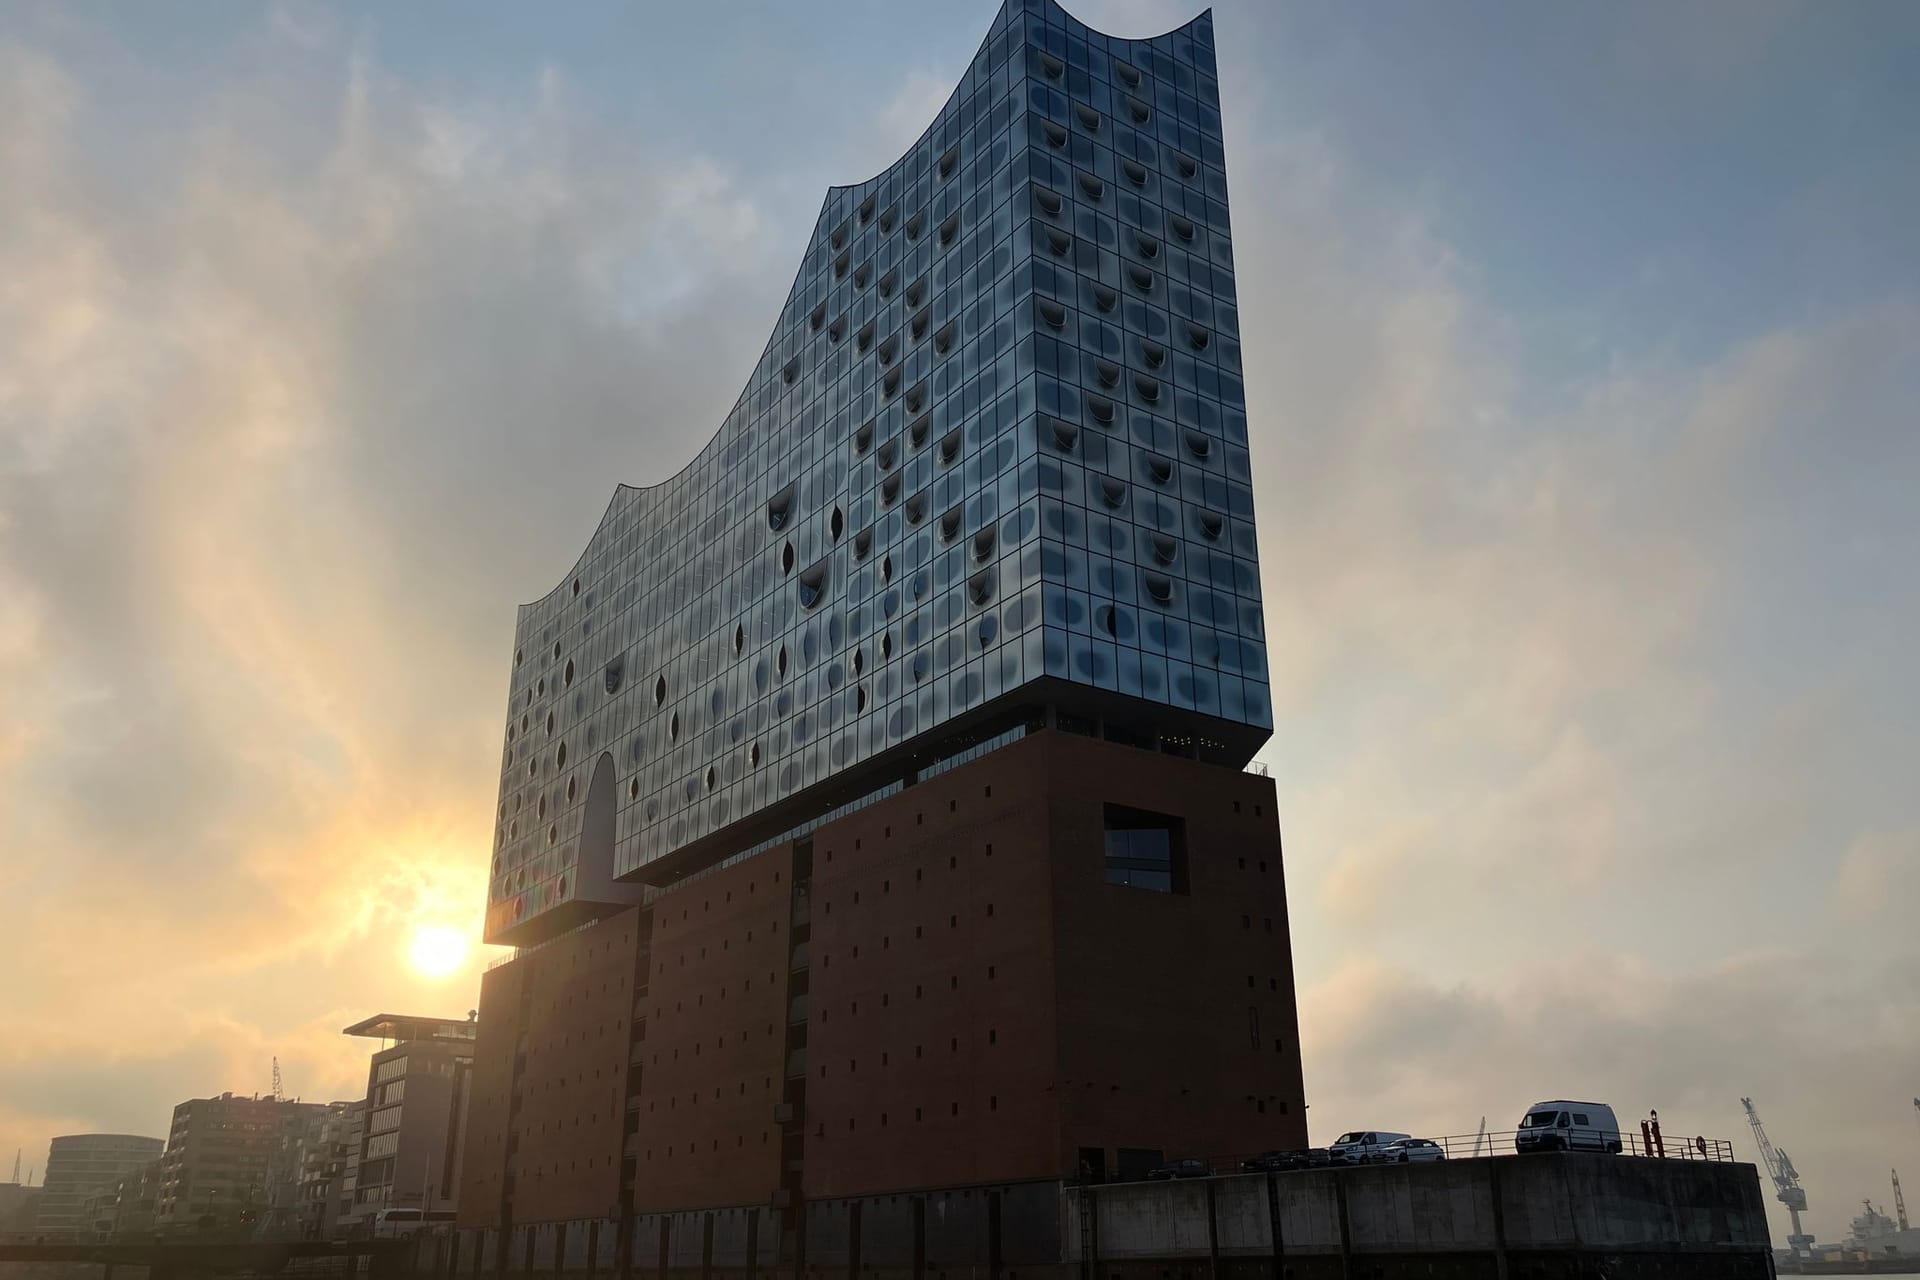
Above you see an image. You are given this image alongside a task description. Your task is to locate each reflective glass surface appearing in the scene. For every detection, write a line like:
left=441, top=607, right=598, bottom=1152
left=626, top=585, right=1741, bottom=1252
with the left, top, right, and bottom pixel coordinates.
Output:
left=487, top=0, right=1268, bottom=944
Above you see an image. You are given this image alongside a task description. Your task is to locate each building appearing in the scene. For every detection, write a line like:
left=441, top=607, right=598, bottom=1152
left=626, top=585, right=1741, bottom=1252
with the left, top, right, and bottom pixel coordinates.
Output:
left=337, top=1014, right=477, bottom=1233
left=0, top=1181, right=42, bottom=1236
left=331, top=1100, right=367, bottom=1234
left=460, top=0, right=1303, bottom=1245
left=34, top=1134, right=163, bottom=1238
left=298, top=1102, right=362, bottom=1240
left=251, top=1100, right=359, bottom=1241
left=78, top=1183, right=122, bottom=1242
left=96, top=1158, right=163, bottom=1242
left=154, top=1094, right=331, bottom=1235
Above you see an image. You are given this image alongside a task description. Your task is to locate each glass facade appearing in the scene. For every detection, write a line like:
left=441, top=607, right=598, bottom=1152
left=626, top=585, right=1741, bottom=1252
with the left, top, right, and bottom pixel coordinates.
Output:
left=487, top=0, right=1268, bottom=945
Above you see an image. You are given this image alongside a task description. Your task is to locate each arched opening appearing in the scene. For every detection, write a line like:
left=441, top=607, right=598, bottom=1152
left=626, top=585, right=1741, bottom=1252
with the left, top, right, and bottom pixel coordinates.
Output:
left=577, top=751, right=619, bottom=899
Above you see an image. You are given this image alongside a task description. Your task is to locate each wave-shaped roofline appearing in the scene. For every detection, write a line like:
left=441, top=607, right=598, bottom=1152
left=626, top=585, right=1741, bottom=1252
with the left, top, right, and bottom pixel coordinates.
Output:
left=516, top=0, right=1214, bottom=616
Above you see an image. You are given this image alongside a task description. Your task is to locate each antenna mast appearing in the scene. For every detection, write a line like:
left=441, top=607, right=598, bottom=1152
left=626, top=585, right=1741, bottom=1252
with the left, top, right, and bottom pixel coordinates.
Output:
left=271, top=1056, right=283, bottom=1101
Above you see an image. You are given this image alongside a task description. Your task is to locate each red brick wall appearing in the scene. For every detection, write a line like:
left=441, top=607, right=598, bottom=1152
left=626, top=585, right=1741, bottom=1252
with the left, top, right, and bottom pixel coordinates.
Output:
left=805, top=730, right=1306, bottom=1195
left=461, top=730, right=1308, bottom=1222
left=458, top=910, right=641, bottom=1227
left=457, top=955, right=523, bottom=1227
left=629, top=847, right=793, bottom=1212
left=802, top=745, right=1062, bottom=1197
left=1046, top=734, right=1308, bottom=1171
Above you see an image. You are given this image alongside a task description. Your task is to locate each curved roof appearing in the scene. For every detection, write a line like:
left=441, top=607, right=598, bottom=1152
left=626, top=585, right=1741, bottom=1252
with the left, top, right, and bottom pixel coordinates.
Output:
left=515, top=0, right=1215, bottom=615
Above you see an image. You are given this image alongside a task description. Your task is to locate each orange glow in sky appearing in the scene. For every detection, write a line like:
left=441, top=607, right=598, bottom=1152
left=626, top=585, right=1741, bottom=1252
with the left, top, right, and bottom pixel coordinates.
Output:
left=408, top=925, right=470, bottom=979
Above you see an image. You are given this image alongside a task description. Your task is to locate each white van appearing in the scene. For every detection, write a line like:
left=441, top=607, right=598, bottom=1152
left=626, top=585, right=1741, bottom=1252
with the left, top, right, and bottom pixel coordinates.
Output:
left=1328, top=1130, right=1412, bottom=1164
left=1514, top=1101, right=1622, bottom=1154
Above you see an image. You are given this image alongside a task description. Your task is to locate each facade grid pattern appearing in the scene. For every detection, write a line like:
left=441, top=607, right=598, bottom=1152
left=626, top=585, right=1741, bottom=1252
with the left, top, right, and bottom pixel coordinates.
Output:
left=486, top=0, right=1266, bottom=947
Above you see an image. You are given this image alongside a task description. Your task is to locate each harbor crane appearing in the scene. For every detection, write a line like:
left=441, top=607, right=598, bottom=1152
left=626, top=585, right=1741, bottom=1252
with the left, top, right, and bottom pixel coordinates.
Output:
left=1896, top=1169, right=1909, bottom=1233
left=1742, top=1096, right=1814, bottom=1257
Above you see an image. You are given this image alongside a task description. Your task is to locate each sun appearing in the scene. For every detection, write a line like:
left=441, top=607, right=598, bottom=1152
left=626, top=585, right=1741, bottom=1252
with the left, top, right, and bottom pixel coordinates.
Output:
left=408, top=925, right=470, bottom=979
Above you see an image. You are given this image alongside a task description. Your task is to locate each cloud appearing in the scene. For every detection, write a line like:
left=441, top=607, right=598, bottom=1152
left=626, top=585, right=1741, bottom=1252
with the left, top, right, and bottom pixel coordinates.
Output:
left=0, top=13, right=782, bottom=1162
left=1833, top=828, right=1920, bottom=921
left=872, top=68, right=961, bottom=162
left=1216, top=42, right=1918, bottom=1243
left=1297, top=945, right=1920, bottom=1240
left=3, top=2, right=1917, bottom=1254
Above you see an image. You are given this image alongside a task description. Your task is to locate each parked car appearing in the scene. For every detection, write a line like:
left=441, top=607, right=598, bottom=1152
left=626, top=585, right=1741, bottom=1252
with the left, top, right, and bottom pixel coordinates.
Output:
left=368, top=1208, right=455, bottom=1239
left=1375, top=1137, right=1446, bottom=1164
left=1514, top=1101, right=1623, bottom=1154
left=369, top=1209, right=424, bottom=1238
left=1146, top=1158, right=1211, bottom=1180
left=1240, top=1148, right=1332, bottom=1172
left=1328, top=1130, right=1412, bottom=1164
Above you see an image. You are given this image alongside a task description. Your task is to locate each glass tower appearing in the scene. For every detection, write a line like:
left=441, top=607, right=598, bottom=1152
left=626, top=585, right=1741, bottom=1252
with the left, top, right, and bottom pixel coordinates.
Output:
left=487, top=0, right=1264, bottom=945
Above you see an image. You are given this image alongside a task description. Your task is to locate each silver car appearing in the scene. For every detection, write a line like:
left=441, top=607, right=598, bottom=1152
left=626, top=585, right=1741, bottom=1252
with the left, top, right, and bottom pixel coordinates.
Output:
left=1375, top=1137, right=1446, bottom=1164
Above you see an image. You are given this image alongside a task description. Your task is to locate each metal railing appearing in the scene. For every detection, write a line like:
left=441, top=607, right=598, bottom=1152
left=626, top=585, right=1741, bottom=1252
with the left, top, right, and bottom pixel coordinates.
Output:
left=1136, top=1126, right=1741, bottom=1181
left=487, top=916, right=600, bottom=970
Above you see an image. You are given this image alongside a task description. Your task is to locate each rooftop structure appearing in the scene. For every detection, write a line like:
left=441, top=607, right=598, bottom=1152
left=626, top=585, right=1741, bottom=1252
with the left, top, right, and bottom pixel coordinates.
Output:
left=342, top=1014, right=481, bottom=1046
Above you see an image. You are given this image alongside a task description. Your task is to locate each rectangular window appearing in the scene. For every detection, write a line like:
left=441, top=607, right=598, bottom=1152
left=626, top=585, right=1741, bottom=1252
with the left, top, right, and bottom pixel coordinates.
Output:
left=1102, top=805, right=1187, bottom=893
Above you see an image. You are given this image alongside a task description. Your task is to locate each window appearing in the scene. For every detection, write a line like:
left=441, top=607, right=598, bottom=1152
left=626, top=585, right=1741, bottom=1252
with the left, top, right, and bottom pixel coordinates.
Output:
left=1103, top=805, right=1187, bottom=892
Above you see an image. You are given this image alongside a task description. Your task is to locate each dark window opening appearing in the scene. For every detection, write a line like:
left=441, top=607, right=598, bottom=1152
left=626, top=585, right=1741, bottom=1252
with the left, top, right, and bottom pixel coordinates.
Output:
left=1102, top=805, right=1187, bottom=893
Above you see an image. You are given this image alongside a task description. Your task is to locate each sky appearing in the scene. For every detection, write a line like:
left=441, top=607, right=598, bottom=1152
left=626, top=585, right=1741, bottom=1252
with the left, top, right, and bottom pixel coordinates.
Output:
left=2, top=0, right=1917, bottom=1246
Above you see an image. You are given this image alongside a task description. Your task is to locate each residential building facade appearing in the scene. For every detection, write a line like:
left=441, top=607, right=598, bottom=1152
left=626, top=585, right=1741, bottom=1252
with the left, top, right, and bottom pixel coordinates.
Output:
left=154, top=1095, right=330, bottom=1234
left=98, top=1158, right=163, bottom=1242
left=252, top=1100, right=359, bottom=1241
left=34, top=1134, right=163, bottom=1238
left=339, top=1015, right=476, bottom=1234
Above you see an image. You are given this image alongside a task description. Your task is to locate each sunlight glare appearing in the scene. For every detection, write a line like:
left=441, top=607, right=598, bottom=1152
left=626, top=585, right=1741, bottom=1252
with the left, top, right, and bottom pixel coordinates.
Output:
left=408, top=924, right=470, bottom=978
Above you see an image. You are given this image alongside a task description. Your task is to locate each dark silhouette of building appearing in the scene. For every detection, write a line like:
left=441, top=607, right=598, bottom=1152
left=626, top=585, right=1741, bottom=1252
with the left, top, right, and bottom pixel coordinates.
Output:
left=155, top=1095, right=331, bottom=1235
left=338, top=1015, right=476, bottom=1234
left=35, top=1135, right=163, bottom=1238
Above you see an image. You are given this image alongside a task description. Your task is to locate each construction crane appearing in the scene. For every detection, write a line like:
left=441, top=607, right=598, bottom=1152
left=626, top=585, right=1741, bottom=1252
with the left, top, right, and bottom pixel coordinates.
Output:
left=271, top=1056, right=282, bottom=1100
left=1896, top=1170, right=1909, bottom=1234
left=1742, top=1096, right=1814, bottom=1257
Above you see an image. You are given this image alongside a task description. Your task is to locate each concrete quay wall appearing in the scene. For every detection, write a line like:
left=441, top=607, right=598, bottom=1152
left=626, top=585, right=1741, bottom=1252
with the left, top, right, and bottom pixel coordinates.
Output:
left=405, top=1155, right=1771, bottom=1280
left=1070, top=1155, right=1772, bottom=1278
